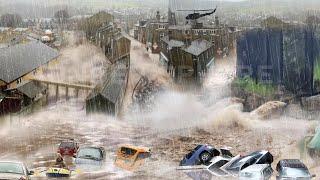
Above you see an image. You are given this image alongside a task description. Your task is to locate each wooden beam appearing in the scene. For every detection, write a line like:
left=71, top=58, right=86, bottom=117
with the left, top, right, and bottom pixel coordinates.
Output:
left=30, top=78, right=94, bottom=90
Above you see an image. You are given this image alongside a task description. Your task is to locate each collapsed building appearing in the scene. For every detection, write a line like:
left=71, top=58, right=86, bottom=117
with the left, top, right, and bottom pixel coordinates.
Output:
left=86, top=23, right=131, bottom=116
left=236, top=18, right=320, bottom=96
left=86, top=57, right=129, bottom=116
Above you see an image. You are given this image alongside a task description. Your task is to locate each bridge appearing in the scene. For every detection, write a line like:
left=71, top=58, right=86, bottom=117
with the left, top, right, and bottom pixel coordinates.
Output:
left=31, top=78, right=95, bottom=101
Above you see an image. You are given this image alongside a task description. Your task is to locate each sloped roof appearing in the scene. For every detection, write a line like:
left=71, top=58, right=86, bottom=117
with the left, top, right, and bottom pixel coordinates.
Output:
left=87, top=57, right=129, bottom=104
left=16, top=81, right=46, bottom=99
left=161, top=36, right=184, bottom=48
left=0, top=40, right=59, bottom=83
left=183, top=39, right=213, bottom=56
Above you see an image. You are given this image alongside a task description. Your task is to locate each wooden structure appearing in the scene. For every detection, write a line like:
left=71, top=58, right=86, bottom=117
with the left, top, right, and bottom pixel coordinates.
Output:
left=86, top=57, right=129, bottom=116
left=31, top=78, right=94, bottom=101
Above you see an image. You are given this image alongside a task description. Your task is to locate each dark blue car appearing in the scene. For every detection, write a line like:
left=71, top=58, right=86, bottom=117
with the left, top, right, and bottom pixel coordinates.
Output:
left=180, top=145, right=221, bottom=166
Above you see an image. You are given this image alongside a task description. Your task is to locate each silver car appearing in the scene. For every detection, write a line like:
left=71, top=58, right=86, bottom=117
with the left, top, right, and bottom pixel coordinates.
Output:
left=0, top=161, right=34, bottom=180
left=239, top=164, right=273, bottom=180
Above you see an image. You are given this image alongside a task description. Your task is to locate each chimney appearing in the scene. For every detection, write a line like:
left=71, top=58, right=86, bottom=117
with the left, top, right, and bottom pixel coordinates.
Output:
left=156, top=11, right=161, bottom=22
left=215, top=16, right=220, bottom=27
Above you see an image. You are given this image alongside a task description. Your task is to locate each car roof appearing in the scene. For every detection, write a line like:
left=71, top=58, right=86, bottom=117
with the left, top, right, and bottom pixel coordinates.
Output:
left=119, top=145, right=151, bottom=152
left=241, top=164, right=270, bottom=172
left=278, top=159, right=307, bottom=168
left=0, top=161, right=24, bottom=165
left=79, top=146, right=104, bottom=150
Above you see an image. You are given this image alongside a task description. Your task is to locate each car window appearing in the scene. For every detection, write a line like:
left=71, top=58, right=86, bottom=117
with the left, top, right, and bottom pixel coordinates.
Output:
left=228, top=152, right=263, bottom=169
left=186, top=151, right=195, bottom=159
left=121, top=147, right=137, bottom=156
left=77, top=148, right=103, bottom=160
left=208, top=160, right=229, bottom=170
left=0, top=162, right=24, bottom=175
left=137, top=152, right=150, bottom=159
left=59, top=142, right=75, bottom=148
left=194, top=145, right=202, bottom=151
left=263, top=167, right=272, bottom=176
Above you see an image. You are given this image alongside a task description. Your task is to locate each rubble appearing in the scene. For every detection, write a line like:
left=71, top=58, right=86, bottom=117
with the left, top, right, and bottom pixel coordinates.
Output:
left=132, top=76, right=164, bottom=111
left=251, top=101, right=287, bottom=119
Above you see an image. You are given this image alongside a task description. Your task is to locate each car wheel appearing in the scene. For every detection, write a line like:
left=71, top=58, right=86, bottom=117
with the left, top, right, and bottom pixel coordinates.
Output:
left=199, top=151, right=212, bottom=164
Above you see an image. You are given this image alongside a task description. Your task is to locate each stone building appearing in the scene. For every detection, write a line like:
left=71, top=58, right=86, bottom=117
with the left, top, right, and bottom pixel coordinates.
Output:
left=134, top=11, right=169, bottom=53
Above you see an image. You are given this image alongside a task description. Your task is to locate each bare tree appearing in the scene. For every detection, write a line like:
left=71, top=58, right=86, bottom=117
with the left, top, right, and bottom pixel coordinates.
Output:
left=54, top=9, right=70, bottom=24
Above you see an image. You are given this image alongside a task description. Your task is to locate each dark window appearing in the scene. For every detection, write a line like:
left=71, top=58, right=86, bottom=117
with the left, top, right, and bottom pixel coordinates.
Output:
left=186, top=151, right=195, bottom=159
left=137, top=152, right=151, bottom=159
left=121, top=147, right=137, bottom=156
left=208, top=160, right=229, bottom=170
left=59, top=142, right=75, bottom=148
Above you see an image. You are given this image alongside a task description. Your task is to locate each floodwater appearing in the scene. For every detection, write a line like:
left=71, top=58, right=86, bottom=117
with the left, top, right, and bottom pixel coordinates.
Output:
left=0, top=34, right=319, bottom=179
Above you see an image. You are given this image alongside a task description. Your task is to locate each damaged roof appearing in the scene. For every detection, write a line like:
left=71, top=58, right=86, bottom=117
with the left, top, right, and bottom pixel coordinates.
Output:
left=183, top=39, right=213, bottom=56
left=0, top=40, right=59, bottom=83
left=87, top=57, right=129, bottom=104
left=16, top=81, right=46, bottom=99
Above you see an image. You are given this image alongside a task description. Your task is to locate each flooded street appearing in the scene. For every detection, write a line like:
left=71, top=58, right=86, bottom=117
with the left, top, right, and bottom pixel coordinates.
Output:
left=0, top=33, right=319, bottom=179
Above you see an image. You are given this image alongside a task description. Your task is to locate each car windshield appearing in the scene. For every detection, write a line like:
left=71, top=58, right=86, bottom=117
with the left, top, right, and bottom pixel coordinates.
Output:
left=59, top=142, right=74, bottom=148
left=227, top=152, right=262, bottom=169
left=0, top=162, right=24, bottom=175
left=120, top=147, right=137, bottom=156
left=208, top=160, right=229, bottom=170
left=77, top=148, right=102, bottom=160
left=240, top=171, right=261, bottom=178
left=282, top=168, right=310, bottom=177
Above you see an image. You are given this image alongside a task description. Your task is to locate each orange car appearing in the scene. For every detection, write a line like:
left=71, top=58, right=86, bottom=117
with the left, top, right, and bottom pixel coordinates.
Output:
left=114, top=145, right=151, bottom=171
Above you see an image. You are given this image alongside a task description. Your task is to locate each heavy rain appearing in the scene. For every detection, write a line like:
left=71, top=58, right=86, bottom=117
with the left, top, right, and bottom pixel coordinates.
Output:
left=0, top=0, right=320, bottom=179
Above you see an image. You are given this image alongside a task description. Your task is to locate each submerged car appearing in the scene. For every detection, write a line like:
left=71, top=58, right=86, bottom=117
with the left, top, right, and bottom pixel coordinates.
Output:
left=58, top=139, right=79, bottom=156
left=276, top=159, right=316, bottom=180
left=46, top=167, right=71, bottom=178
left=206, top=156, right=233, bottom=177
left=180, top=145, right=232, bottom=166
left=74, top=147, right=105, bottom=171
left=182, top=156, right=233, bottom=180
left=114, top=145, right=151, bottom=171
left=0, top=161, right=34, bottom=180
left=239, top=164, right=273, bottom=180
left=221, top=150, right=273, bottom=175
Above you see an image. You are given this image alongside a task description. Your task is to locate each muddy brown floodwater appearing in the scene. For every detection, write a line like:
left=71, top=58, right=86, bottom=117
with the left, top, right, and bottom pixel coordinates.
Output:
left=0, top=34, right=319, bottom=179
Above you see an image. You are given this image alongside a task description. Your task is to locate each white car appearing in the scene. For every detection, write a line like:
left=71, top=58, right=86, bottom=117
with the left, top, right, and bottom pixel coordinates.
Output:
left=206, top=156, right=233, bottom=177
left=239, top=164, right=273, bottom=180
left=0, top=161, right=34, bottom=180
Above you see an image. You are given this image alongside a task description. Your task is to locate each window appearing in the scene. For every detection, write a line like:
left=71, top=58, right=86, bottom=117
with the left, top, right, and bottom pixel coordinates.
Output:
left=137, top=152, right=151, bottom=159
left=160, top=33, right=165, bottom=39
left=16, top=78, right=22, bottom=84
left=120, top=147, right=137, bottom=156
left=209, top=160, right=229, bottom=170
left=203, top=30, right=207, bottom=35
